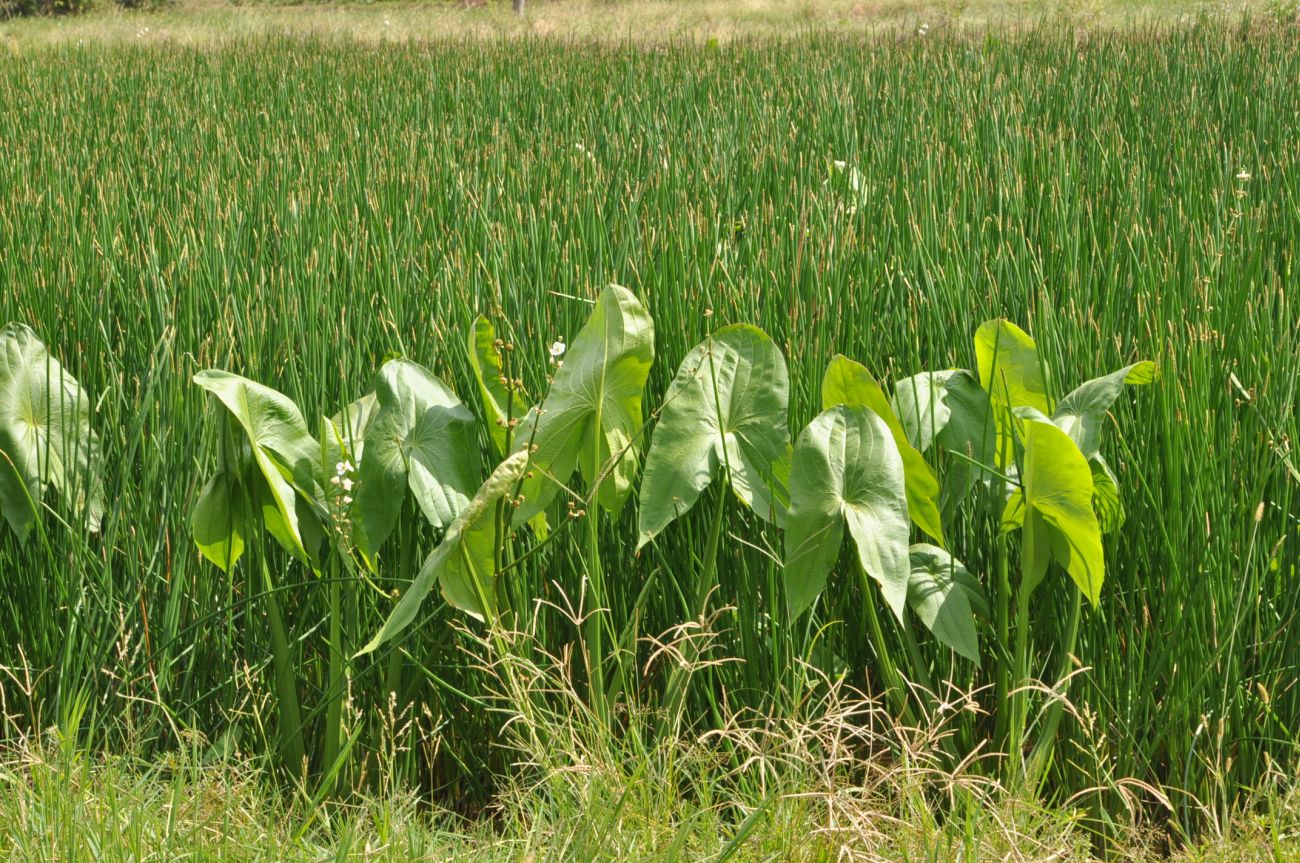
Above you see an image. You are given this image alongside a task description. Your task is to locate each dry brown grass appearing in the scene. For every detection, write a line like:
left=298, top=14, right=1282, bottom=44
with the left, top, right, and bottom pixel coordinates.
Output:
left=0, top=0, right=1276, bottom=48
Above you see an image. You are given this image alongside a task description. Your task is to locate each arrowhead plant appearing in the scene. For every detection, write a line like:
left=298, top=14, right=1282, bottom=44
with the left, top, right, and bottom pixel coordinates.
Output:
left=0, top=323, right=104, bottom=542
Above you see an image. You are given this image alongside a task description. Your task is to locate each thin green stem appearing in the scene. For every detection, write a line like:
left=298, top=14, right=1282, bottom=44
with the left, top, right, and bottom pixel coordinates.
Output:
left=260, top=550, right=306, bottom=775
left=659, top=483, right=728, bottom=735
left=322, top=555, right=345, bottom=789
left=1026, top=587, right=1082, bottom=785
left=993, top=531, right=1012, bottom=753
left=860, top=567, right=913, bottom=727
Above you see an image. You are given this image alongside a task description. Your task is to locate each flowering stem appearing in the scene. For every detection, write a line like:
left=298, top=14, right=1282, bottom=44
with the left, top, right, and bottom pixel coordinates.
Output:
left=322, top=553, right=345, bottom=789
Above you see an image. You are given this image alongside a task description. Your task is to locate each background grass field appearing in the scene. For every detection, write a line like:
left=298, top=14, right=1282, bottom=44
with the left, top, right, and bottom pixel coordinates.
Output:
left=0, top=13, right=1298, bottom=860
left=0, top=0, right=1290, bottom=46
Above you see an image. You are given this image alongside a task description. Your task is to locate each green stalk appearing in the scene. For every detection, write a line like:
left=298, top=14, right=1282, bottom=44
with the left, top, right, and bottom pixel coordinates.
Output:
left=1007, top=517, right=1040, bottom=786
left=859, top=567, right=913, bottom=726
left=992, top=531, right=1012, bottom=752
left=585, top=486, right=609, bottom=728
left=896, top=614, right=937, bottom=707
left=1026, top=587, right=1082, bottom=784
left=260, top=550, right=306, bottom=775
left=658, top=483, right=728, bottom=735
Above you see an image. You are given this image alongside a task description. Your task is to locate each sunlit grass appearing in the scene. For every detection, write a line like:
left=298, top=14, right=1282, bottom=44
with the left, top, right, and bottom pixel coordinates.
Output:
left=0, top=21, right=1296, bottom=844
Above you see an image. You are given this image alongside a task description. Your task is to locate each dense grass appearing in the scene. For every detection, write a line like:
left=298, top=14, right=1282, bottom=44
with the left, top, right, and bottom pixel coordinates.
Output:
left=1, top=22, right=1297, bottom=845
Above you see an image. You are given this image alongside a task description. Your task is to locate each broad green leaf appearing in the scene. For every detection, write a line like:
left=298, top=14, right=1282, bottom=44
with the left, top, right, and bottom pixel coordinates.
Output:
left=906, top=544, right=986, bottom=662
left=975, top=320, right=1051, bottom=471
left=638, top=325, right=789, bottom=547
left=822, top=355, right=944, bottom=544
left=784, top=406, right=911, bottom=622
left=0, top=323, right=104, bottom=541
left=1021, top=418, right=1105, bottom=605
left=191, top=472, right=248, bottom=572
left=469, top=315, right=530, bottom=459
left=974, top=319, right=1051, bottom=415
left=512, top=285, right=654, bottom=523
left=1053, top=361, right=1156, bottom=458
left=355, top=360, right=480, bottom=555
left=357, top=450, right=530, bottom=654
left=193, top=370, right=320, bottom=563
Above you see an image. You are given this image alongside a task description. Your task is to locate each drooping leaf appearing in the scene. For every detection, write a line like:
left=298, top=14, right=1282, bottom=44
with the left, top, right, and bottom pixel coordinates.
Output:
left=638, top=325, right=790, bottom=547
left=357, top=450, right=530, bottom=654
left=1053, top=361, right=1156, bottom=459
left=193, top=370, right=321, bottom=564
left=190, top=472, right=248, bottom=572
left=0, top=323, right=104, bottom=541
left=1021, top=418, right=1105, bottom=605
left=784, top=406, right=911, bottom=622
left=512, top=285, right=654, bottom=524
left=906, top=544, right=986, bottom=662
left=355, top=360, right=480, bottom=556
left=469, top=316, right=530, bottom=459
left=822, top=355, right=943, bottom=544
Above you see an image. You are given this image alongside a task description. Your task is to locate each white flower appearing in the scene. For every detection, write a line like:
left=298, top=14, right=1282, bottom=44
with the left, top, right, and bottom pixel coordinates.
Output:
left=342, top=495, right=353, bottom=505
left=342, top=478, right=354, bottom=492
left=330, top=476, right=341, bottom=486
left=1236, top=170, right=1252, bottom=181
left=549, top=340, right=566, bottom=359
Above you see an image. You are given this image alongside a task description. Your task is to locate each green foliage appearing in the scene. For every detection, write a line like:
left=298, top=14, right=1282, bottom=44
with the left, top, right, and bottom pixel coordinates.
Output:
left=360, top=450, right=529, bottom=648
left=468, top=316, right=529, bottom=460
left=193, top=370, right=323, bottom=566
left=1019, top=417, right=1106, bottom=604
left=822, top=354, right=944, bottom=544
left=2, top=31, right=1297, bottom=838
left=511, top=284, right=654, bottom=523
left=355, top=359, right=479, bottom=555
left=784, top=405, right=911, bottom=621
left=0, top=323, right=103, bottom=542
left=638, top=324, right=790, bottom=547
left=906, top=543, right=987, bottom=662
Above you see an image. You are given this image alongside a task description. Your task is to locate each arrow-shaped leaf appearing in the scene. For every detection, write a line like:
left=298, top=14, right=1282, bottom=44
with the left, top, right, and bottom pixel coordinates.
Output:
left=906, top=543, right=986, bottom=662
left=822, top=354, right=944, bottom=544
left=355, top=359, right=480, bottom=556
left=0, top=323, right=104, bottom=541
left=784, top=405, right=911, bottom=622
left=193, top=370, right=320, bottom=564
left=638, top=324, right=789, bottom=547
left=512, top=285, right=654, bottom=523
left=1021, top=418, right=1105, bottom=605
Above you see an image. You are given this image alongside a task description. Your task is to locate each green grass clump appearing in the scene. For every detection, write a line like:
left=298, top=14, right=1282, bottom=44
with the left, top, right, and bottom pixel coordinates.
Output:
left=0, top=22, right=1297, bottom=846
